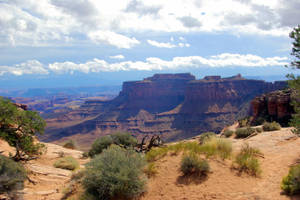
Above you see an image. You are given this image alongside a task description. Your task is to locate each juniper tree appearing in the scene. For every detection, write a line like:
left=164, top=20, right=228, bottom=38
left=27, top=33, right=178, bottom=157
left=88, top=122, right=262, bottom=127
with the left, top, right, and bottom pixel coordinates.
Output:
left=287, top=25, right=300, bottom=135
left=0, top=97, right=46, bottom=161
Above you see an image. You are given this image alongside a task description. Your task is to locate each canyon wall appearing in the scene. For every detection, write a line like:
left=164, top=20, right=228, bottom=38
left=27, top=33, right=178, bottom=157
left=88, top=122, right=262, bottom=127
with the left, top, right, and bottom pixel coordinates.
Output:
left=44, top=73, right=287, bottom=146
left=251, top=89, right=294, bottom=126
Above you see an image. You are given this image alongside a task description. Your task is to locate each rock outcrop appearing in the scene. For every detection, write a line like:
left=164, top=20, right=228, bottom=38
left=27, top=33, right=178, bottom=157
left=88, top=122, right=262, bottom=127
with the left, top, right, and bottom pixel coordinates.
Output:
left=251, top=89, right=294, bottom=126
left=43, top=73, right=287, bottom=147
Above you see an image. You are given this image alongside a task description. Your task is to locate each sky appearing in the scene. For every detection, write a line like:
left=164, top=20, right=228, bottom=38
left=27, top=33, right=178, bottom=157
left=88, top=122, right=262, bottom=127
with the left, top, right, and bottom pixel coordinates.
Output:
left=0, top=0, right=299, bottom=89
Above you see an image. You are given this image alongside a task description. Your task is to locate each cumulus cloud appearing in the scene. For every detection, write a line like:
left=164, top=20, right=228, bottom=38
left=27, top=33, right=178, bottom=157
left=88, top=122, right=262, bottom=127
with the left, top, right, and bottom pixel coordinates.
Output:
left=177, top=16, right=202, bottom=28
left=0, top=0, right=298, bottom=47
left=0, top=54, right=289, bottom=76
left=147, top=39, right=190, bottom=48
left=0, top=60, right=48, bottom=76
left=147, top=40, right=177, bottom=48
left=125, top=0, right=162, bottom=16
left=109, top=55, right=125, bottom=59
left=88, top=31, right=140, bottom=49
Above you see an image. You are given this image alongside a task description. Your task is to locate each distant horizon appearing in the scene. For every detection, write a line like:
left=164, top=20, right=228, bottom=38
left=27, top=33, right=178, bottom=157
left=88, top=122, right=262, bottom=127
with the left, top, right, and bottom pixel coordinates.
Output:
left=1, top=0, right=299, bottom=90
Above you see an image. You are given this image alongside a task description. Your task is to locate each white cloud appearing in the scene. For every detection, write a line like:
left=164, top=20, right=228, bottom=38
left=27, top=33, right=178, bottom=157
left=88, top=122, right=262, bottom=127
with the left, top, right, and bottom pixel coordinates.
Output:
left=0, top=54, right=289, bottom=76
left=147, top=39, right=190, bottom=48
left=0, top=0, right=297, bottom=48
left=109, top=55, right=125, bottom=59
left=88, top=31, right=140, bottom=49
left=0, top=60, right=48, bottom=76
left=147, top=40, right=177, bottom=48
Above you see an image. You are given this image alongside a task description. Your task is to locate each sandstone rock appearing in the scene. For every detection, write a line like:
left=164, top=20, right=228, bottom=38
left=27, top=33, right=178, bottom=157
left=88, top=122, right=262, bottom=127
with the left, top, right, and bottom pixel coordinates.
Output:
left=44, top=73, right=287, bottom=146
left=251, top=89, right=294, bottom=125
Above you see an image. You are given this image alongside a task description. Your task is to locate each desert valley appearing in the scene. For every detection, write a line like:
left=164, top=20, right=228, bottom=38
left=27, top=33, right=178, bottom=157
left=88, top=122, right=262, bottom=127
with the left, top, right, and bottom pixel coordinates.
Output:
left=1, top=1, right=300, bottom=200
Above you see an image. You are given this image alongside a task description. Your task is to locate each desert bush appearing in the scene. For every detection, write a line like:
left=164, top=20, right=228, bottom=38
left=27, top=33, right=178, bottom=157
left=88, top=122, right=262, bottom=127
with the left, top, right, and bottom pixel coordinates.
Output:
left=235, top=127, right=255, bottom=138
left=234, top=144, right=262, bottom=176
left=0, top=155, right=26, bottom=197
left=54, top=156, right=79, bottom=171
left=168, top=142, right=184, bottom=155
left=199, top=132, right=216, bottom=144
left=111, top=132, right=138, bottom=147
left=145, top=146, right=169, bottom=162
left=180, top=153, right=210, bottom=176
left=255, top=127, right=263, bottom=133
left=238, top=117, right=250, bottom=127
left=262, top=121, right=281, bottom=131
left=83, top=145, right=146, bottom=200
left=88, top=133, right=137, bottom=157
left=63, top=140, right=76, bottom=149
left=281, top=164, right=300, bottom=195
left=183, top=141, right=203, bottom=154
left=200, top=138, right=232, bottom=159
left=144, top=162, right=158, bottom=178
left=224, top=130, right=234, bottom=138
left=88, top=135, right=113, bottom=157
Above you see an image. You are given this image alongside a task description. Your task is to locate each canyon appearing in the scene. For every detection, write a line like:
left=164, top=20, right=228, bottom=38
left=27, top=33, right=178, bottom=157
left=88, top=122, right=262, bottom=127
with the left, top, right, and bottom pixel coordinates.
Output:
left=42, top=73, right=287, bottom=149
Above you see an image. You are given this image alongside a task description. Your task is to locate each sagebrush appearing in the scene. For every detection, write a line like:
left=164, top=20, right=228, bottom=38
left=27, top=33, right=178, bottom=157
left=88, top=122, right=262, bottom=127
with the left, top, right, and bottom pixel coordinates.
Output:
left=54, top=156, right=79, bottom=171
left=262, top=122, right=281, bottom=131
left=0, top=155, right=26, bottom=197
left=83, top=145, right=146, bottom=200
left=180, top=153, right=210, bottom=176
left=281, top=164, right=300, bottom=195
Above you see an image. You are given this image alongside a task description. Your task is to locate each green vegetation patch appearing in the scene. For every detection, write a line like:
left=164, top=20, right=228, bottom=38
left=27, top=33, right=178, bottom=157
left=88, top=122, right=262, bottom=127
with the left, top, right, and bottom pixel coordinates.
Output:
left=88, top=132, right=137, bottom=157
left=262, top=121, right=281, bottom=131
left=281, top=164, right=300, bottom=195
left=83, top=145, right=146, bottom=200
left=235, top=127, right=256, bottom=138
left=0, top=155, right=26, bottom=196
left=234, top=144, right=262, bottom=176
left=180, top=153, right=210, bottom=176
left=54, top=156, right=79, bottom=171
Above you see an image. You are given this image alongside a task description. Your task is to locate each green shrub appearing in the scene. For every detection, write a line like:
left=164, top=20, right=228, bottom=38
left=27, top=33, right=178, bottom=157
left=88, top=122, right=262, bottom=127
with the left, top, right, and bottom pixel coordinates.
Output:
left=238, top=118, right=250, bottom=127
left=199, top=132, right=216, bottom=144
left=224, top=130, right=234, bottom=138
left=88, top=135, right=113, bottom=157
left=168, top=142, right=185, bottom=155
left=234, top=144, right=262, bottom=176
left=111, top=132, right=138, bottom=147
left=145, top=147, right=168, bottom=162
left=144, top=162, right=158, bottom=178
left=63, top=140, right=76, bottom=149
left=83, top=145, right=146, bottom=200
left=180, top=153, right=210, bottom=176
left=200, top=138, right=232, bottom=159
left=262, top=122, right=281, bottom=131
left=0, top=155, right=26, bottom=196
left=255, top=127, right=263, bottom=133
left=54, top=156, right=79, bottom=171
left=235, top=127, right=255, bottom=138
left=281, top=164, right=300, bottom=195
left=88, top=133, right=137, bottom=157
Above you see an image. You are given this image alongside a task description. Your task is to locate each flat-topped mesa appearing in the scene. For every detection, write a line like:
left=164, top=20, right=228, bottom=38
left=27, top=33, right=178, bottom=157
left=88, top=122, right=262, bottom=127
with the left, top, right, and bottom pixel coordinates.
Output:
left=117, top=73, right=196, bottom=113
left=144, top=73, right=196, bottom=81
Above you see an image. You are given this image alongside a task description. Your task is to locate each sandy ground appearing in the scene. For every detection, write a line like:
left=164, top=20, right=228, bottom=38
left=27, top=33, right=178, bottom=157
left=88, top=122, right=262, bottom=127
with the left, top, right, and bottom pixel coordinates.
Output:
left=0, top=141, right=88, bottom=200
left=1, top=128, right=300, bottom=200
left=140, top=128, right=300, bottom=200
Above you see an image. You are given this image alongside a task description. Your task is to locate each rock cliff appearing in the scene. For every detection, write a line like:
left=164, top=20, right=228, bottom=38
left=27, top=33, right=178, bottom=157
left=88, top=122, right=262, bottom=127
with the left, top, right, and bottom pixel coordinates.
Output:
left=43, top=73, right=287, bottom=147
left=251, top=89, right=294, bottom=126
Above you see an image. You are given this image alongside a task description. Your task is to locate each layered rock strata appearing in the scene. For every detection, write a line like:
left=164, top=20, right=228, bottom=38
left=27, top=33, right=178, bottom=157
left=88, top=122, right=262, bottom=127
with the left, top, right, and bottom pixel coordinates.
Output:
left=44, top=73, right=287, bottom=145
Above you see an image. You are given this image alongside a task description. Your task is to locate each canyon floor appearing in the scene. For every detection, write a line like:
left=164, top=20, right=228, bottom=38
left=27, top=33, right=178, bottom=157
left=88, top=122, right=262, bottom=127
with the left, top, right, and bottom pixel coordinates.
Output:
left=1, top=127, right=300, bottom=200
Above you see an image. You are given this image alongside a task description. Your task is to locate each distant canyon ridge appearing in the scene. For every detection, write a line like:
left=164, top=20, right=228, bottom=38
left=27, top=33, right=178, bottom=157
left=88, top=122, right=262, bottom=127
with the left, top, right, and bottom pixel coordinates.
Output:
left=42, top=73, right=287, bottom=149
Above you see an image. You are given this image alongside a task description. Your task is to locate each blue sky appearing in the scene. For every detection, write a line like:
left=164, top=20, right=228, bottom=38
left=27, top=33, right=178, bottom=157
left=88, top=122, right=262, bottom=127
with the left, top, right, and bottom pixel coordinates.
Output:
left=0, top=0, right=299, bottom=88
